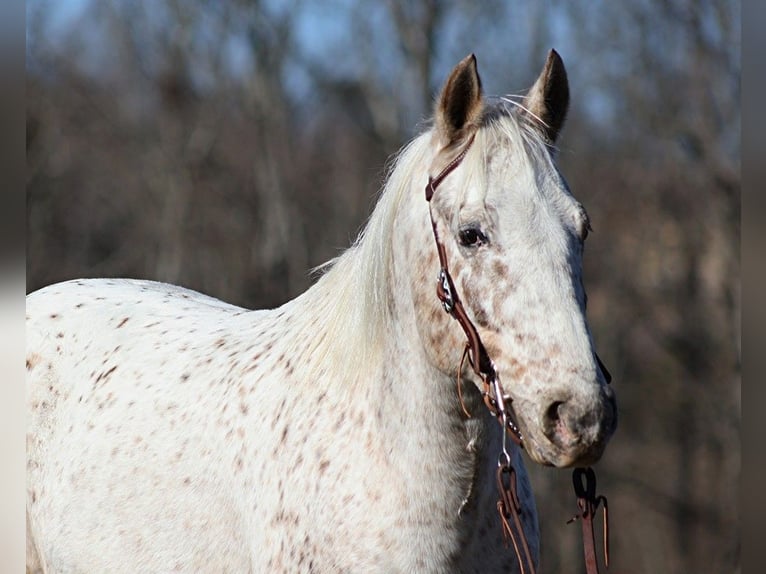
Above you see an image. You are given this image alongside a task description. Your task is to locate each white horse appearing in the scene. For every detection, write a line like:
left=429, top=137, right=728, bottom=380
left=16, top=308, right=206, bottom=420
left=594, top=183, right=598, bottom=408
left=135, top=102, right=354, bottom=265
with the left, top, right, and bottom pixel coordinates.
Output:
left=27, top=51, right=616, bottom=573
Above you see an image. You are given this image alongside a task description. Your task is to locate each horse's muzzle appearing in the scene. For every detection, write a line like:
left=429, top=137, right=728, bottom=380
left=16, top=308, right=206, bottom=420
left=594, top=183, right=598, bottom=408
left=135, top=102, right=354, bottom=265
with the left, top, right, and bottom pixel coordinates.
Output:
left=533, top=385, right=617, bottom=468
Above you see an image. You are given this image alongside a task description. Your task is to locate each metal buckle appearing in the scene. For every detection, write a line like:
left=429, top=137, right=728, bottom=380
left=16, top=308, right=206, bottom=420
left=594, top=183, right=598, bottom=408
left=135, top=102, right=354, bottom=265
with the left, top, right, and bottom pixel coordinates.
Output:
left=437, top=268, right=454, bottom=313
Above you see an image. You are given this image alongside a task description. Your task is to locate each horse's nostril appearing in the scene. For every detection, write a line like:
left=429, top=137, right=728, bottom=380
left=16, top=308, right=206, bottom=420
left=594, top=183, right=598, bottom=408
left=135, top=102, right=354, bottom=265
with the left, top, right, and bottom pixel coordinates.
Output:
left=545, top=401, right=565, bottom=425
left=543, top=399, right=576, bottom=449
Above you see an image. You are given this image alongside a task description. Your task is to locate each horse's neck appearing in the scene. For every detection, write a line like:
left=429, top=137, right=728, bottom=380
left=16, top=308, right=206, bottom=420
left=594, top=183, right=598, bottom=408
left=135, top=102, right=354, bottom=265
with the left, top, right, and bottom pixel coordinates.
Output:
left=279, top=167, right=505, bottom=539
left=376, top=312, right=478, bottom=470
left=364, top=194, right=497, bottom=526
left=368, top=254, right=512, bottom=558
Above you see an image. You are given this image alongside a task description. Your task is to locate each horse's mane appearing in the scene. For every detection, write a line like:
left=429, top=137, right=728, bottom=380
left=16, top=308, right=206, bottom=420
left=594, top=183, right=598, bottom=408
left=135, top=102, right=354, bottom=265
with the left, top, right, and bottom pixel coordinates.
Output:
left=289, top=100, right=554, bottom=389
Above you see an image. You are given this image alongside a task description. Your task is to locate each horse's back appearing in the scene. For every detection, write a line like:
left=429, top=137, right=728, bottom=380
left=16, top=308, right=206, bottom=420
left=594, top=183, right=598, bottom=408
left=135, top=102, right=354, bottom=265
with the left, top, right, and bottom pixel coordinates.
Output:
left=26, top=279, right=260, bottom=572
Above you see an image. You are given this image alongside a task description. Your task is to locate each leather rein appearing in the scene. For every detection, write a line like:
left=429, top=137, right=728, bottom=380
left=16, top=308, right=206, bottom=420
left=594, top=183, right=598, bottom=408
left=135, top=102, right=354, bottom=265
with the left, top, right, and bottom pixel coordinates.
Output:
left=424, top=134, right=610, bottom=574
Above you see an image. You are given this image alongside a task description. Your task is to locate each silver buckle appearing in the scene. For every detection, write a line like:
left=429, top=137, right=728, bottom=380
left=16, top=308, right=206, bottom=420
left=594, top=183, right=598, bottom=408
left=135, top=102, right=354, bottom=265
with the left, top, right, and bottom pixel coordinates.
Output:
left=438, top=269, right=454, bottom=313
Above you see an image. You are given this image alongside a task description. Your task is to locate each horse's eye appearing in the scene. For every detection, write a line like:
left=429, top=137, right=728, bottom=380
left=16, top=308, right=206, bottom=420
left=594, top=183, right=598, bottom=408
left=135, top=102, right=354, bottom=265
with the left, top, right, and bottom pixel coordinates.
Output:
left=458, top=227, right=487, bottom=247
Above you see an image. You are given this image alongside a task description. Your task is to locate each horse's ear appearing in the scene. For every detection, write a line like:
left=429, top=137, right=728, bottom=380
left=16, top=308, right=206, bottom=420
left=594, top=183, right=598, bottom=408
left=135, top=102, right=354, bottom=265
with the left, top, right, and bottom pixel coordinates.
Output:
left=522, top=49, right=569, bottom=143
left=435, top=54, right=483, bottom=147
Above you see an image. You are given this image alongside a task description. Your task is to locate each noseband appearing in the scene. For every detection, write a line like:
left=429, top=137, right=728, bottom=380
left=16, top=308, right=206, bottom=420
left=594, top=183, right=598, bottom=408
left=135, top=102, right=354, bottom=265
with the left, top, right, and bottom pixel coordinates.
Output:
left=424, top=134, right=610, bottom=574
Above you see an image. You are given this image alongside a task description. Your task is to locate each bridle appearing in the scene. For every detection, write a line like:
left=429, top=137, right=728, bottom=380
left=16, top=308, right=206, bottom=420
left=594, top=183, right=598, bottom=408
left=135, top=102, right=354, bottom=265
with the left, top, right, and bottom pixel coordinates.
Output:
left=424, top=133, right=610, bottom=574
left=425, top=134, right=523, bottom=450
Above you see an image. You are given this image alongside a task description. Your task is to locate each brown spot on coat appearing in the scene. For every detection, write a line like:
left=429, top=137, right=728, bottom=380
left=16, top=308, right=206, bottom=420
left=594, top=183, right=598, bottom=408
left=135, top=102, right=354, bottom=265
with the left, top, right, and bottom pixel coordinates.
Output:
left=26, top=353, right=42, bottom=370
left=492, top=259, right=510, bottom=279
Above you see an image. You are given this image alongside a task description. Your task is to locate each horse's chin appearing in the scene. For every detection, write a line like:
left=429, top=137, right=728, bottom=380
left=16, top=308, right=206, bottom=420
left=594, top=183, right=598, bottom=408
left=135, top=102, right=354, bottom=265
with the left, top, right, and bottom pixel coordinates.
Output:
left=523, top=435, right=609, bottom=469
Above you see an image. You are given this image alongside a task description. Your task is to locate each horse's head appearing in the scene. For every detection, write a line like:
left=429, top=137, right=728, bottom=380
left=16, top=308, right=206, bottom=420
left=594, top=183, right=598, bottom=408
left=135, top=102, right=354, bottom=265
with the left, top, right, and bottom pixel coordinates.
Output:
left=414, top=52, right=616, bottom=468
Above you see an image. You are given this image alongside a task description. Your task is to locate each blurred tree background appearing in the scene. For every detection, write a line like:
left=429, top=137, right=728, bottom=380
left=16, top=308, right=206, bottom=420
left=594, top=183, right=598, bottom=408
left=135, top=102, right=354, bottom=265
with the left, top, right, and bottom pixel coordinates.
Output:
left=26, top=1, right=740, bottom=572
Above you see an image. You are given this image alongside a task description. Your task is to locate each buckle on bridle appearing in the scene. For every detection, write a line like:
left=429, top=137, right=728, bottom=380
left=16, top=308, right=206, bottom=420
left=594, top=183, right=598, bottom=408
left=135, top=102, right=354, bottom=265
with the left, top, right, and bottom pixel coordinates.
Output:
left=437, top=268, right=454, bottom=313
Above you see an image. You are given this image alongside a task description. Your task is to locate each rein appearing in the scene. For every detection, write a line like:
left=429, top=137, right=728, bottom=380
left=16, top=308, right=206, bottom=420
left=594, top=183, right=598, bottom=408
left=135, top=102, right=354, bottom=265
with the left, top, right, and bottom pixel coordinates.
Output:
left=424, top=134, right=610, bottom=574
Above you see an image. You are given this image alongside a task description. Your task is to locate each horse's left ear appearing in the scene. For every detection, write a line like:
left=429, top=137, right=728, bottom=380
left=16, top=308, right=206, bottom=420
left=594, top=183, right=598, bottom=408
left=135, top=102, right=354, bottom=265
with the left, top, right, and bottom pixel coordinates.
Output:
left=522, top=49, right=570, bottom=143
left=435, top=54, right=484, bottom=147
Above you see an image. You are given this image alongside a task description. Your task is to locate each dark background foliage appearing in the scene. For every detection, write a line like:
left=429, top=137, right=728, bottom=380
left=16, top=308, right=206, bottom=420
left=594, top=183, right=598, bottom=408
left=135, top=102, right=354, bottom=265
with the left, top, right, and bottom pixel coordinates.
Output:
left=26, top=1, right=740, bottom=572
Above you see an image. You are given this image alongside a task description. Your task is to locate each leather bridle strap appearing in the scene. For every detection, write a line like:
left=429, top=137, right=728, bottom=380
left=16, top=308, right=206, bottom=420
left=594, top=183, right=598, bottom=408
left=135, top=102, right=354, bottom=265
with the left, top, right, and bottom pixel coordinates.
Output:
left=424, top=135, right=523, bottom=444
left=424, top=134, right=533, bottom=574
left=424, top=137, right=476, bottom=202
left=569, top=467, right=610, bottom=574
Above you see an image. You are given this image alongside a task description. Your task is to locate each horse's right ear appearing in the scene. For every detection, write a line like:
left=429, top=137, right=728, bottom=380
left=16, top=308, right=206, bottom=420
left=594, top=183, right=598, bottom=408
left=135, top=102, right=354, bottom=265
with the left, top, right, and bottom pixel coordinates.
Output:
left=435, top=54, right=484, bottom=147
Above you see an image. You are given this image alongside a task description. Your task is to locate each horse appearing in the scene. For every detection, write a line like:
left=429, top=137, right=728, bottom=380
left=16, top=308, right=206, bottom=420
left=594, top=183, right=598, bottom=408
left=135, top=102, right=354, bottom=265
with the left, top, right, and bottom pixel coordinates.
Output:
left=26, top=51, right=617, bottom=573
